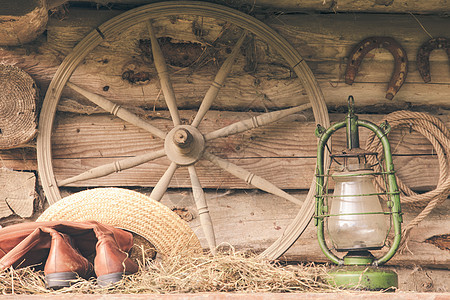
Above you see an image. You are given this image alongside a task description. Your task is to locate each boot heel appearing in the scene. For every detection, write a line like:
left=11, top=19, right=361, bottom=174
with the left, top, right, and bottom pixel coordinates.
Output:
left=97, top=272, right=123, bottom=287
left=45, top=272, right=78, bottom=289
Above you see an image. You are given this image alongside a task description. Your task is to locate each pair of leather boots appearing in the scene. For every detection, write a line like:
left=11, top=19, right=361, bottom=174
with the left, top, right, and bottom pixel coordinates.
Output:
left=0, top=221, right=138, bottom=288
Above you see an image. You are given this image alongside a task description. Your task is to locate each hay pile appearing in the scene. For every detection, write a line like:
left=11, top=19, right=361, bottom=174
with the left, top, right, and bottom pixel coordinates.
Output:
left=0, top=249, right=335, bottom=295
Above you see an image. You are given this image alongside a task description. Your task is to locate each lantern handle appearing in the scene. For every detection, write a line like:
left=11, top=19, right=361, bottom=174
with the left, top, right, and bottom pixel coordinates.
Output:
left=346, top=95, right=360, bottom=150
left=347, top=95, right=355, bottom=117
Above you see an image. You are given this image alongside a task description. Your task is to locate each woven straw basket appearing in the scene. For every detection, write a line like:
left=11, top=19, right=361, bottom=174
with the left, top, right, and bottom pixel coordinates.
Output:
left=37, top=188, right=202, bottom=256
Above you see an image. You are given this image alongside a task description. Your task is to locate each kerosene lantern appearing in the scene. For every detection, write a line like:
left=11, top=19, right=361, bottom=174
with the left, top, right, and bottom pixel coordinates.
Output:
left=314, top=96, right=402, bottom=290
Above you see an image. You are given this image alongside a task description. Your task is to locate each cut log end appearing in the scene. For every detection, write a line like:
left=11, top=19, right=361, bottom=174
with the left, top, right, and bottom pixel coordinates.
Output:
left=0, top=0, right=48, bottom=46
left=0, top=65, right=39, bottom=149
left=0, top=169, right=36, bottom=218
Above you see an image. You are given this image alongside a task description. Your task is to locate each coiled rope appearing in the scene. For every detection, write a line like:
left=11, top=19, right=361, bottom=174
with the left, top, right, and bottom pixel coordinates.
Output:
left=365, top=111, right=450, bottom=250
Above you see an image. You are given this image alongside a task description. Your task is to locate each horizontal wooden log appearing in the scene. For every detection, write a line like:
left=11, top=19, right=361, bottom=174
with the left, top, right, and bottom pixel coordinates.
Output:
left=395, top=267, right=449, bottom=292
left=60, top=0, right=450, bottom=14
left=157, top=190, right=450, bottom=268
left=1, top=10, right=450, bottom=110
left=3, top=0, right=42, bottom=15
left=51, top=155, right=440, bottom=191
left=3, top=111, right=446, bottom=191
left=269, top=13, right=450, bottom=107
left=45, top=111, right=447, bottom=191
left=262, top=0, right=450, bottom=14
left=0, top=148, right=37, bottom=170
left=50, top=111, right=450, bottom=157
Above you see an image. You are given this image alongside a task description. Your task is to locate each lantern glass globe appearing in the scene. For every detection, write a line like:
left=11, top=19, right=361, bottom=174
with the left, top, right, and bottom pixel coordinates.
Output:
left=328, top=167, right=388, bottom=251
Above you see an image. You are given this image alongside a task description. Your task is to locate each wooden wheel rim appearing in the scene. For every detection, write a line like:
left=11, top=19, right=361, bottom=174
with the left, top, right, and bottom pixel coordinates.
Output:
left=37, top=1, right=330, bottom=259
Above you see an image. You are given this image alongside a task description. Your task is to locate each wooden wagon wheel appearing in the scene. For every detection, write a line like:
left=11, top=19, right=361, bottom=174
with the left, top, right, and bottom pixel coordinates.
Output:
left=37, top=1, right=329, bottom=259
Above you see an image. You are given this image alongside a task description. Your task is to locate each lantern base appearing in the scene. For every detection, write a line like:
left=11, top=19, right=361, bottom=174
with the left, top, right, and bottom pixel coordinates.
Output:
left=326, top=266, right=398, bottom=291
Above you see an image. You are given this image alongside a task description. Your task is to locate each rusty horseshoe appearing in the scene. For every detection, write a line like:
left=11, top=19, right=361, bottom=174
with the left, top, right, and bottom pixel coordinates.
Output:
left=417, top=37, right=450, bottom=83
left=345, top=36, right=408, bottom=100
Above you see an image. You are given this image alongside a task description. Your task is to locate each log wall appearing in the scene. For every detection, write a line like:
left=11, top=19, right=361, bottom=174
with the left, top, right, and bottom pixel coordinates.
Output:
left=56, top=0, right=450, bottom=14
left=0, top=3, right=449, bottom=277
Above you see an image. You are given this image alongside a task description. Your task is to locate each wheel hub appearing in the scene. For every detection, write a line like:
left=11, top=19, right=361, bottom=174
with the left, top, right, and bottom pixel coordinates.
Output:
left=164, top=125, right=205, bottom=166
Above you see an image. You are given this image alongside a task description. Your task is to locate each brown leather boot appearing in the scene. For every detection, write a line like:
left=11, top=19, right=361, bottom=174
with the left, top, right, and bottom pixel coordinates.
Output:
left=93, top=227, right=138, bottom=287
left=0, top=221, right=136, bottom=287
left=0, top=222, right=97, bottom=270
left=0, top=223, right=52, bottom=270
left=44, top=229, right=94, bottom=289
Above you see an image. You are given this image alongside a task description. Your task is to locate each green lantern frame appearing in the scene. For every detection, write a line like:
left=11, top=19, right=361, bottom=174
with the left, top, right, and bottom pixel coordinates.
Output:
left=314, top=96, right=403, bottom=290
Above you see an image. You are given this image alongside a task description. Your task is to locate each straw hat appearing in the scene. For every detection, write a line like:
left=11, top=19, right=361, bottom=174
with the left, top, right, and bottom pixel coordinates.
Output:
left=37, top=188, right=202, bottom=256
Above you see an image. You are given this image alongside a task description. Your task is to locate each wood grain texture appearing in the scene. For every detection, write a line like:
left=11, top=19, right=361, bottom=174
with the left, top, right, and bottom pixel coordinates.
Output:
left=0, top=65, right=39, bottom=149
left=284, top=0, right=449, bottom=14
left=0, top=149, right=37, bottom=170
left=2, top=111, right=445, bottom=191
left=48, top=111, right=447, bottom=191
left=0, top=4, right=448, bottom=268
left=0, top=169, right=35, bottom=218
left=1, top=11, right=450, bottom=110
left=0, top=0, right=48, bottom=46
left=157, top=190, right=450, bottom=268
left=49, top=0, right=450, bottom=14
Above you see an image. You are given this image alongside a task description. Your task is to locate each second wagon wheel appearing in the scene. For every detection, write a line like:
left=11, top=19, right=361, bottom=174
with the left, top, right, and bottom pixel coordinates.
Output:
left=37, top=1, right=329, bottom=259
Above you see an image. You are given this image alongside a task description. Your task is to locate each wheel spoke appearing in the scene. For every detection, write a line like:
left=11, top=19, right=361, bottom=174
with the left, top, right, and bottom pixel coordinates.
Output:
left=147, top=21, right=181, bottom=126
left=57, top=149, right=166, bottom=186
left=205, top=103, right=311, bottom=141
left=191, top=32, right=247, bottom=128
left=67, top=82, right=166, bottom=139
left=149, top=161, right=178, bottom=201
left=203, top=151, right=303, bottom=206
left=188, top=165, right=217, bottom=254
